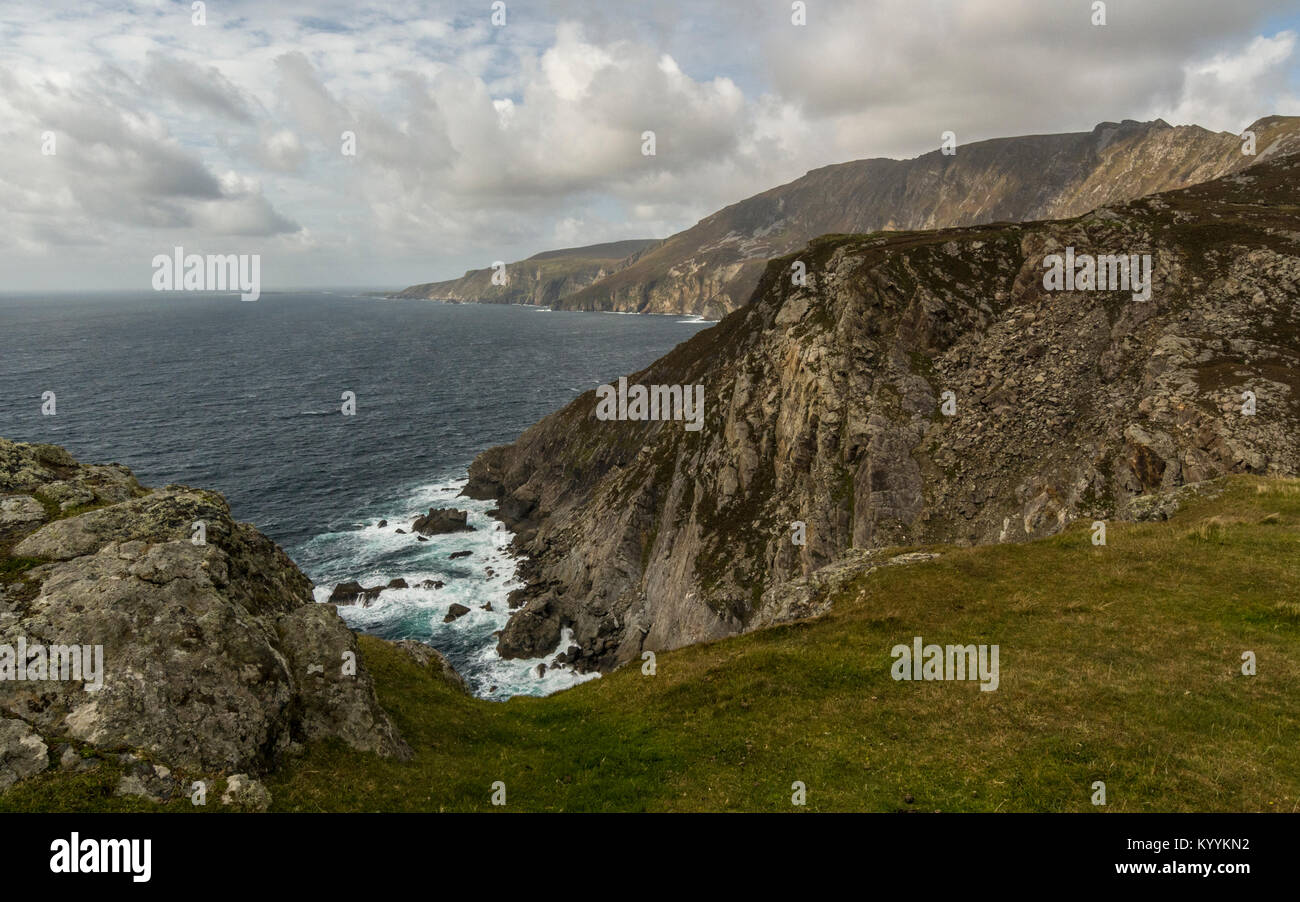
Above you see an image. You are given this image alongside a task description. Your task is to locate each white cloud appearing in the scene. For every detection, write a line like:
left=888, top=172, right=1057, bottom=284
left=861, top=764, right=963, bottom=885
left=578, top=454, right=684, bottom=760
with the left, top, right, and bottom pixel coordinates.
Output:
left=0, top=0, right=1296, bottom=290
left=1158, top=31, right=1300, bottom=130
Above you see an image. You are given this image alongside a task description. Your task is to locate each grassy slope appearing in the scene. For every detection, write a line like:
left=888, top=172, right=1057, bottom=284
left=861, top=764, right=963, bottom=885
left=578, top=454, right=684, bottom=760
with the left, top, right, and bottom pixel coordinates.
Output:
left=6, top=476, right=1298, bottom=812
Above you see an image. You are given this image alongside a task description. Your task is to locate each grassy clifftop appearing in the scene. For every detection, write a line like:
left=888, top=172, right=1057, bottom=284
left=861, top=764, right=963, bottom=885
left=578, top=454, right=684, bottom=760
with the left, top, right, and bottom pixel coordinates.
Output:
left=9, top=475, right=1296, bottom=812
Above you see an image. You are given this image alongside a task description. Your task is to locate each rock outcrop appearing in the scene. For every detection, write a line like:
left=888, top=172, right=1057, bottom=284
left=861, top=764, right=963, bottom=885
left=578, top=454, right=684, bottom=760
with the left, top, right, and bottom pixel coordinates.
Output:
left=0, top=439, right=412, bottom=795
left=465, top=150, right=1300, bottom=672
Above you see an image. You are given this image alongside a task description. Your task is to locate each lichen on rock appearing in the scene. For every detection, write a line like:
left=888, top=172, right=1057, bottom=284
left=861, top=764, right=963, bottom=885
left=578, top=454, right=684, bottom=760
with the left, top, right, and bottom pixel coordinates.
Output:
left=0, top=438, right=413, bottom=797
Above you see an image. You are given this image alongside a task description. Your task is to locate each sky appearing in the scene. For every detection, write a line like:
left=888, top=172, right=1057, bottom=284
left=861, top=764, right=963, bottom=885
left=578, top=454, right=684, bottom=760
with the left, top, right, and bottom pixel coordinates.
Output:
left=1, top=0, right=1299, bottom=291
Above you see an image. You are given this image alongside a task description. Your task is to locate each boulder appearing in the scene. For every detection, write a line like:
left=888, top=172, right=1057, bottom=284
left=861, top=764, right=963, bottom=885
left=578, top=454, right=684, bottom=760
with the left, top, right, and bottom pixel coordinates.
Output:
left=411, top=508, right=474, bottom=536
left=276, top=604, right=411, bottom=761
left=328, top=581, right=383, bottom=606
left=0, top=718, right=49, bottom=790
left=0, top=495, right=46, bottom=535
left=114, top=758, right=179, bottom=803
left=443, top=603, right=471, bottom=623
left=220, top=773, right=272, bottom=812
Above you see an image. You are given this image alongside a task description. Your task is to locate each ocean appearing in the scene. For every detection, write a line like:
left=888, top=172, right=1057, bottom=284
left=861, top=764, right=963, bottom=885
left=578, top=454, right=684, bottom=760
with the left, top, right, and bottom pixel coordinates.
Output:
left=0, top=291, right=712, bottom=697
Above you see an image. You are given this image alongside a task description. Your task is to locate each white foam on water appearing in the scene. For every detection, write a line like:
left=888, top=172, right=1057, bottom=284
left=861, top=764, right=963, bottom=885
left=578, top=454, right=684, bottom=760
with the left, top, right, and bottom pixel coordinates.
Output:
left=302, top=476, right=598, bottom=700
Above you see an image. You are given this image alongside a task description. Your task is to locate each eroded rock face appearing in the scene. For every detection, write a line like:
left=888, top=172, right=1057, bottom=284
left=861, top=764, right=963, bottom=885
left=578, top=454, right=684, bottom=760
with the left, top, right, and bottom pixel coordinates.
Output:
left=466, top=151, right=1300, bottom=673
left=0, top=439, right=410, bottom=791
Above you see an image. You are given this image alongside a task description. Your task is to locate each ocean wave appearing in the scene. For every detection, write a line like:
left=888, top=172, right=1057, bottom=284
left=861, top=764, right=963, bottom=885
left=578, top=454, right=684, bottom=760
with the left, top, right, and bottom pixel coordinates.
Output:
left=297, top=475, right=596, bottom=699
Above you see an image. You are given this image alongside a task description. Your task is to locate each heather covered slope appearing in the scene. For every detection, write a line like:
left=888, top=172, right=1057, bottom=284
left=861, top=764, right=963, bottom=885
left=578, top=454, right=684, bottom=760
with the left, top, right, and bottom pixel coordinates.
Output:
left=465, top=149, right=1300, bottom=673
left=391, top=238, right=659, bottom=304
left=555, top=116, right=1300, bottom=317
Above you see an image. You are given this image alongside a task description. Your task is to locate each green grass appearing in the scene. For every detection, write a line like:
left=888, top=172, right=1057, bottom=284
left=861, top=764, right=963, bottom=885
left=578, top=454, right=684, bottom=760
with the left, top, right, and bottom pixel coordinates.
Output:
left=6, top=476, right=1299, bottom=812
left=0, top=555, right=42, bottom=583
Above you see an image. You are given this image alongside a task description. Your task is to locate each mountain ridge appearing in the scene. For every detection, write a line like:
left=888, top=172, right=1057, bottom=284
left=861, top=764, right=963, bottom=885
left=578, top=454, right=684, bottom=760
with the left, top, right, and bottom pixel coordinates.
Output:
left=396, top=116, right=1300, bottom=318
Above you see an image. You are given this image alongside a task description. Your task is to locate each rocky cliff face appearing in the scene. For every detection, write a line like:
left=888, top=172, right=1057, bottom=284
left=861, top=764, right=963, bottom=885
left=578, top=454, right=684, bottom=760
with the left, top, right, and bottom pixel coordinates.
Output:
left=465, top=149, right=1300, bottom=672
left=549, top=117, right=1300, bottom=318
left=392, top=238, right=659, bottom=305
left=0, top=440, right=418, bottom=799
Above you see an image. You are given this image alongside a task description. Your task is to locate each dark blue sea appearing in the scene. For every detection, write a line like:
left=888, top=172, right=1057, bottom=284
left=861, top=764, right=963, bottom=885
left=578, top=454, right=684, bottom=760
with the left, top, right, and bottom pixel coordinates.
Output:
left=0, top=291, right=711, bottom=696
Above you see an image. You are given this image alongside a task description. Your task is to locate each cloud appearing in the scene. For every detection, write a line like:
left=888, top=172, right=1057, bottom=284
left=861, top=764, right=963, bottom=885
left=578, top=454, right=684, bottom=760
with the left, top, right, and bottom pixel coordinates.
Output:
left=0, top=63, right=299, bottom=261
left=144, top=52, right=254, bottom=123
left=1159, top=31, right=1300, bottom=129
left=252, top=128, right=308, bottom=173
left=759, top=0, right=1300, bottom=154
left=0, top=0, right=1296, bottom=290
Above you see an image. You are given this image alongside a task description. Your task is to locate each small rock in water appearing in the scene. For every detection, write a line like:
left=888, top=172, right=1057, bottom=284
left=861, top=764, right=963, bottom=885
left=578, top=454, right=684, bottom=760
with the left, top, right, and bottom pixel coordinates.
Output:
left=377, top=519, right=387, bottom=528
left=412, top=508, right=474, bottom=536
left=443, top=603, right=471, bottom=623
left=449, top=550, right=472, bottom=560
left=536, top=664, right=546, bottom=678
left=328, top=581, right=384, bottom=606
